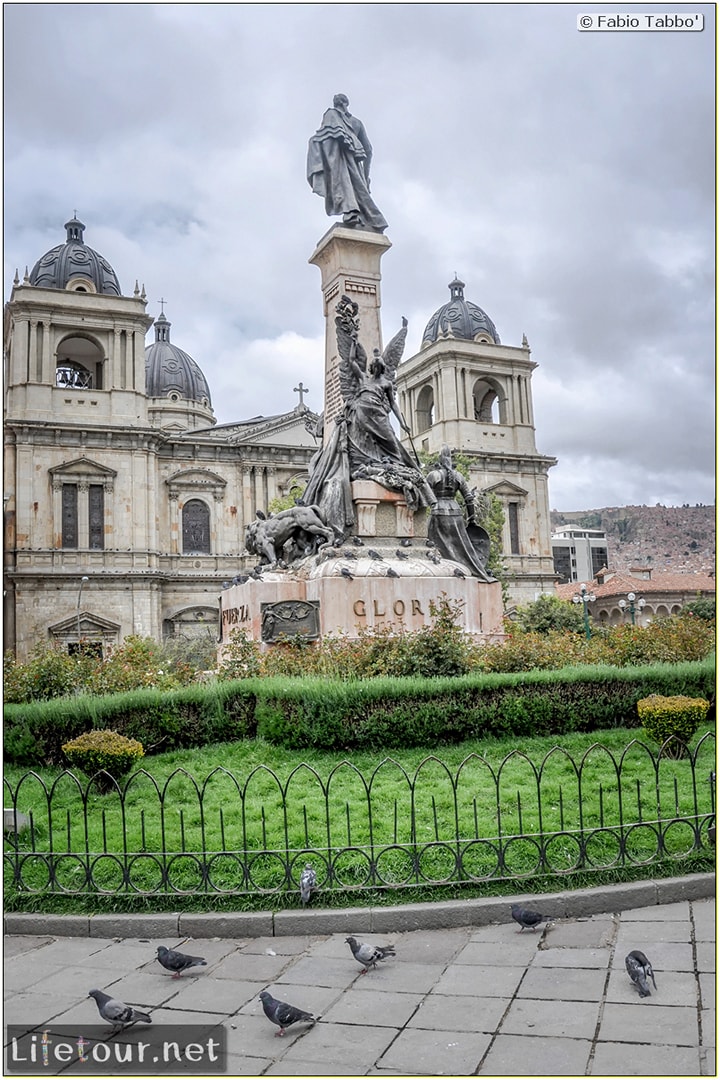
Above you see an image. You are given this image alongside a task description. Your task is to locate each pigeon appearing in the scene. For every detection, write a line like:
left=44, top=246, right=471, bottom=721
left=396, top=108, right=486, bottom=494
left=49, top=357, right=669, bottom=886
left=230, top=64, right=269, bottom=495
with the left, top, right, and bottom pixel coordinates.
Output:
left=342, top=549, right=357, bottom=560
left=340, top=567, right=354, bottom=580
left=351, top=536, right=365, bottom=546
left=625, top=950, right=657, bottom=997
left=156, top=945, right=207, bottom=978
left=259, top=990, right=315, bottom=1036
left=510, top=904, right=553, bottom=932
left=387, top=567, right=399, bottom=578
left=453, top=567, right=466, bottom=578
left=427, top=552, right=441, bottom=565
left=425, top=539, right=436, bottom=547
left=399, top=538, right=412, bottom=547
left=88, top=989, right=152, bottom=1032
left=345, top=936, right=396, bottom=973
left=300, top=863, right=317, bottom=906
left=367, top=549, right=383, bottom=560
left=395, top=549, right=409, bottom=560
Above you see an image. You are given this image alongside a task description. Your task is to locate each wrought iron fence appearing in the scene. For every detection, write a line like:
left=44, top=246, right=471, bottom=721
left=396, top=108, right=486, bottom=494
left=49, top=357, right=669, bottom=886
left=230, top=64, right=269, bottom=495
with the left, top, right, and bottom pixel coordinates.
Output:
left=4, top=734, right=715, bottom=899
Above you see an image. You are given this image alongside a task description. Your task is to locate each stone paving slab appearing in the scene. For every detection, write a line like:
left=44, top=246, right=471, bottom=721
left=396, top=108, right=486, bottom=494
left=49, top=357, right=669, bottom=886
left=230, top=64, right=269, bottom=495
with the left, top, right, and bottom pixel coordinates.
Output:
left=376, top=1027, right=492, bottom=1075
left=500, top=996, right=601, bottom=1040
left=479, top=1033, right=593, bottom=1075
left=2, top=890, right=714, bottom=1076
left=598, top=1001, right=701, bottom=1045
left=590, top=1041, right=702, bottom=1075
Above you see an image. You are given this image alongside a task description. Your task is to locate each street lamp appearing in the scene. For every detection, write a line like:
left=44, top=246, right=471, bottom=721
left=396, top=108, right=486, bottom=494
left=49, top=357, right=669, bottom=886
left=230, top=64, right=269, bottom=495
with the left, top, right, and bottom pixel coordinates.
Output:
left=618, top=591, right=645, bottom=626
left=76, top=575, right=89, bottom=647
left=572, top=582, right=596, bottom=640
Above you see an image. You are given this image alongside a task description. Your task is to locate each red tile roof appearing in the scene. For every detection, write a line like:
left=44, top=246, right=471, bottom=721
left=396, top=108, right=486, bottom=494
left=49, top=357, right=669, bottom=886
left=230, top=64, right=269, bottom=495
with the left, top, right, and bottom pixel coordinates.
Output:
left=555, top=570, right=716, bottom=601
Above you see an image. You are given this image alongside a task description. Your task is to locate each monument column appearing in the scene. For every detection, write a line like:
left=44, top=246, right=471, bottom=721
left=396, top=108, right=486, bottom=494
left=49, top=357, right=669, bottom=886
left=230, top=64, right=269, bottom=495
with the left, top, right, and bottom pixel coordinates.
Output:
left=308, top=226, right=391, bottom=438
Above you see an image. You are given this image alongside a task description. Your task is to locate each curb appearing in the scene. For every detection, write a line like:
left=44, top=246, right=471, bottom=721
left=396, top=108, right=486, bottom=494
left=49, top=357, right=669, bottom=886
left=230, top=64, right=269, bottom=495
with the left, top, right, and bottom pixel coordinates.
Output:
left=4, top=872, right=715, bottom=939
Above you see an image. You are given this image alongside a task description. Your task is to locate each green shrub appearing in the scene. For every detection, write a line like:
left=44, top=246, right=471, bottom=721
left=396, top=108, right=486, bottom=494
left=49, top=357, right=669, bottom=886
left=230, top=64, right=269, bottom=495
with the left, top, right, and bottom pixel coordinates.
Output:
left=684, top=596, right=716, bottom=621
left=5, top=657, right=714, bottom=763
left=637, top=694, right=710, bottom=758
left=62, top=729, right=145, bottom=790
left=512, top=594, right=586, bottom=635
left=217, top=629, right=262, bottom=679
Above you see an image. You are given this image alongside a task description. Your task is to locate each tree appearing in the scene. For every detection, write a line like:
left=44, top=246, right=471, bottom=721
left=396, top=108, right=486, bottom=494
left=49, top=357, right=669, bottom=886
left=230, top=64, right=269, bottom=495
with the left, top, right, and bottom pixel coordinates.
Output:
left=513, top=593, right=586, bottom=635
left=267, top=483, right=307, bottom=515
left=684, top=595, right=715, bottom=621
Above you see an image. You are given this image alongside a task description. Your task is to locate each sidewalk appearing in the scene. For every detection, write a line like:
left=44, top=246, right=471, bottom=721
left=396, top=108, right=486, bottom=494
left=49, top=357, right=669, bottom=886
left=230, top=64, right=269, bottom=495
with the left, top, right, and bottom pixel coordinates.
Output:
left=3, top=878, right=715, bottom=1076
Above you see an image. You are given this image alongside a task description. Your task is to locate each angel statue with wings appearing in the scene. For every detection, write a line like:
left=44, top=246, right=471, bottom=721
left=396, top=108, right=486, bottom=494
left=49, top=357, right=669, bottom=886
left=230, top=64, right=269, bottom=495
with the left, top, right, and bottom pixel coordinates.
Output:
left=300, top=296, right=435, bottom=538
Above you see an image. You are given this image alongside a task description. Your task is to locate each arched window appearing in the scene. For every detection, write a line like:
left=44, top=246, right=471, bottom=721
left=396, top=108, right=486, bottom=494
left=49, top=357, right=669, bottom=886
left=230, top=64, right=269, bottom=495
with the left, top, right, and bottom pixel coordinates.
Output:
left=55, top=335, right=104, bottom=390
left=473, top=378, right=504, bottom=423
left=182, top=499, right=211, bottom=554
left=415, top=385, right=434, bottom=433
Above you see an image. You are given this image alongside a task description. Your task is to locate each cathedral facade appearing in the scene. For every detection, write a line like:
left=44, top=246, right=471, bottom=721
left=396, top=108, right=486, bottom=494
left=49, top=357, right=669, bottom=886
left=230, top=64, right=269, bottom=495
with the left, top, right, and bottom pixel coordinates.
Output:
left=4, top=220, right=557, bottom=660
left=3, top=219, right=318, bottom=660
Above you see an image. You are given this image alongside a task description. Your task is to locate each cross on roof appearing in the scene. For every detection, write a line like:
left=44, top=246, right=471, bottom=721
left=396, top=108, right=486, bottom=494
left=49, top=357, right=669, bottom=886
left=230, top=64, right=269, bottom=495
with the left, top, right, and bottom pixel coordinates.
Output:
left=294, top=381, right=309, bottom=406
left=158, top=297, right=167, bottom=316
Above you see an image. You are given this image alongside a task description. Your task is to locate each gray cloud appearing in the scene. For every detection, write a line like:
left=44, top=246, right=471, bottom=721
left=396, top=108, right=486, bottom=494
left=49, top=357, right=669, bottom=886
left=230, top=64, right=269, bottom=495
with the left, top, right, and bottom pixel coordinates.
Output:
left=4, top=2, right=714, bottom=510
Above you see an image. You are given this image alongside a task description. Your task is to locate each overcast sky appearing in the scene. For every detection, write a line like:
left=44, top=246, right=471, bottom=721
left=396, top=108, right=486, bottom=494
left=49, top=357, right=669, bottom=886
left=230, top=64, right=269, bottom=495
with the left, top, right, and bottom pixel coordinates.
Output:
left=4, top=2, right=715, bottom=511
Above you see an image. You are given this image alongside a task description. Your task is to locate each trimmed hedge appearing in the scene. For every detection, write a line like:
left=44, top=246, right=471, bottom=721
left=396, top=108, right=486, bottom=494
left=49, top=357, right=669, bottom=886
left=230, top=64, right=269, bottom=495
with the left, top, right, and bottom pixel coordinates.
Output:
left=255, top=659, right=716, bottom=750
left=4, top=680, right=259, bottom=766
left=4, top=658, right=714, bottom=764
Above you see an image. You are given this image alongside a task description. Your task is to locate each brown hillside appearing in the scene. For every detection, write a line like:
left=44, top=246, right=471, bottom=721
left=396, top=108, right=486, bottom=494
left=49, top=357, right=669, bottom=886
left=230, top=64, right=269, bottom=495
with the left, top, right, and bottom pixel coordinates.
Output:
left=550, top=504, right=715, bottom=575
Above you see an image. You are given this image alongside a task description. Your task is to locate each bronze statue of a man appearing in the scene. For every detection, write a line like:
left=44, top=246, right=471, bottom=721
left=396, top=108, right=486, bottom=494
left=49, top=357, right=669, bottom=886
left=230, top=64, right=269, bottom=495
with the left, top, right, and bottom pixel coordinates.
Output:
left=307, top=94, right=388, bottom=233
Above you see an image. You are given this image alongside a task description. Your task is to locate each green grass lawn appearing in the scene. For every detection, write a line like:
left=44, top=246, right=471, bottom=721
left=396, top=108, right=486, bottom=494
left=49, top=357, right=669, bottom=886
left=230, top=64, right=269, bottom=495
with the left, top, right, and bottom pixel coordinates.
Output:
left=4, top=725, right=715, bottom=910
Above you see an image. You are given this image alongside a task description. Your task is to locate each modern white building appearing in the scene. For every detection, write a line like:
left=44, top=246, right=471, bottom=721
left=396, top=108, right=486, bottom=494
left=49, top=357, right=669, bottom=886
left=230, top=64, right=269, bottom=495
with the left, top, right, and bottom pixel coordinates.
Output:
left=551, top=526, right=610, bottom=584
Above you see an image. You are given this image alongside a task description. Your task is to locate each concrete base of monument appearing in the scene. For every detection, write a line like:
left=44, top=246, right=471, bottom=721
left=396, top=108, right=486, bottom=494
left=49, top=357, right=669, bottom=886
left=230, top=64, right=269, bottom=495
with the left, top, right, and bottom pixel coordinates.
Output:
left=218, top=483, right=504, bottom=655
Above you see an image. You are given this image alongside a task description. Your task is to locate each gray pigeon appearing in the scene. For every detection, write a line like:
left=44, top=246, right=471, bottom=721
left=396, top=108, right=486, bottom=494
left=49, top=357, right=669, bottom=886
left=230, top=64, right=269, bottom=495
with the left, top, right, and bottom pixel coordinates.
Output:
left=367, top=549, right=383, bottom=560
left=399, top=538, right=412, bottom=547
left=88, top=989, right=152, bottom=1032
left=453, top=567, right=466, bottom=578
left=259, top=990, right=315, bottom=1036
left=156, top=945, right=207, bottom=978
left=345, top=936, right=396, bottom=973
left=625, top=950, right=657, bottom=997
left=300, top=863, right=317, bottom=907
left=387, top=567, right=399, bottom=578
left=351, top=535, right=365, bottom=546
left=395, top=549, right=409, bottom=560
left=510, top=904, right=553, bottom=932
left=340, top=567, right=354, bottom=580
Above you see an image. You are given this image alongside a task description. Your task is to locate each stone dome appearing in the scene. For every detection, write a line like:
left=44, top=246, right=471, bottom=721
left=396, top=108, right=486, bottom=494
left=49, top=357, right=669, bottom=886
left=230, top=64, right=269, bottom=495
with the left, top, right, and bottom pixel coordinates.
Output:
left=29, top=217, right=122, bottom=295
left=422, top=277, right=500, bottom=347
left=145, top=313, right=212, bottom=406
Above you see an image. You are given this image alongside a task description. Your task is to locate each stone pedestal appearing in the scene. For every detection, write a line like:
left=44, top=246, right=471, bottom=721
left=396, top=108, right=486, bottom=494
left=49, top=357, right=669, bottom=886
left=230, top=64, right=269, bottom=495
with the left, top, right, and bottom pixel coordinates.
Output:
left=218, top=487, right=504, bottom=656
left=308, top=226, right=392, bottom=436
left=351, top=480, right=426, bottom=539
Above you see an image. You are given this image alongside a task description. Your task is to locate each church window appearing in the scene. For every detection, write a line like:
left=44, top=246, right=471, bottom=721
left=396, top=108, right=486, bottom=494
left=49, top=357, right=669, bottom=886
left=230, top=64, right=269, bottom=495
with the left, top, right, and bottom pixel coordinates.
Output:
left=55, top=335, right=104, bottom=390
left=508, top=502, right=520, bottom=555
left=62, top=484, right=78, bottom=548
left=88, top=485, right=105, bottom=549
left=182, top=499, right=211, bottom=554
left=415, top=385, right=434, bottom=433
left=472, top=378, right=505, bottom=423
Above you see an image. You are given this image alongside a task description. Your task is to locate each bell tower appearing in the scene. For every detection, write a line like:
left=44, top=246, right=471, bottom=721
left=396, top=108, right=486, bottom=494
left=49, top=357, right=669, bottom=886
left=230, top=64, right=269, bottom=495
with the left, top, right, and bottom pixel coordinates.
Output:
left=395, top=278, right=558, bottom=606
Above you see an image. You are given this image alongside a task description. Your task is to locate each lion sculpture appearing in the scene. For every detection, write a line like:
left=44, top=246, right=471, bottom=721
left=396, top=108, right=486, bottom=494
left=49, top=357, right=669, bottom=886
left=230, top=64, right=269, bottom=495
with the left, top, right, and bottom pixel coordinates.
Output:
left=244, top=505, right=335, bottom=568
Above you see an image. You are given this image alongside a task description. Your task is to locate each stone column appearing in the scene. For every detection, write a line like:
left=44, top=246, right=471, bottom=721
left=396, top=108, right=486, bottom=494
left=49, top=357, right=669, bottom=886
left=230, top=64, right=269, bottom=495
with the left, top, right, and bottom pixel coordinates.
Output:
left=308, top=226, right=391, bottom=437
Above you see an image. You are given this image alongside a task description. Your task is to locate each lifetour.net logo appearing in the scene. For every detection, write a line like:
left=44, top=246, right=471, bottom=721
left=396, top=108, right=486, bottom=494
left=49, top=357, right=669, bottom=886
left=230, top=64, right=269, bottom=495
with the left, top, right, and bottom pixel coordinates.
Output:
left=5, top=1026, right=227, bottom=1075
